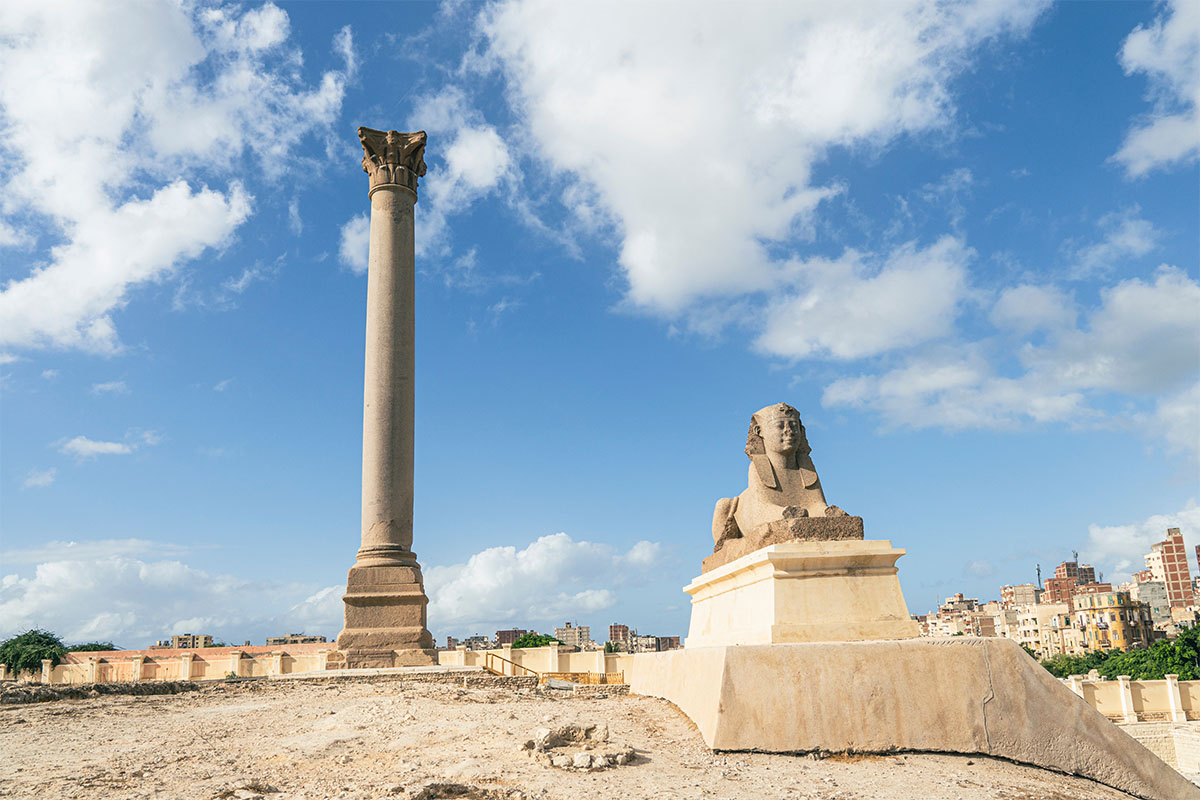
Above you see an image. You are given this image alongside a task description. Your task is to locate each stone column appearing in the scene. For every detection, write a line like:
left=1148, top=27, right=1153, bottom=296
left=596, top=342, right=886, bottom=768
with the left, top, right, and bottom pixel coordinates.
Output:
left=1166, top=674, right=1187, bottom=722
left=335, top=127, right=436, bottom=669
left=1117, top=675, right=1138, bottom=723
left=181, top=652, right=194, bottom=681
left=40, top=659, right=52, bottom=684
left=1068, top=674, right=1085, bottom=697
left=270, top=651, right=284, bottom=677
left=0, top=664, right=9, bottom=681
left=229, top=650, right=242, bottom=678
left=87, top=657, right=99, bottom=684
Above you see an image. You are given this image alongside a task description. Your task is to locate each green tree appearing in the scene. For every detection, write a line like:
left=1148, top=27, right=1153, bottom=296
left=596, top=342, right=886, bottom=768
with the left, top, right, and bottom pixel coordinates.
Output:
left=512, top=633, right=563, bottom=648
left=0, top=629, right=68, bottom=677
left=68, top=642, right=120, bottom=652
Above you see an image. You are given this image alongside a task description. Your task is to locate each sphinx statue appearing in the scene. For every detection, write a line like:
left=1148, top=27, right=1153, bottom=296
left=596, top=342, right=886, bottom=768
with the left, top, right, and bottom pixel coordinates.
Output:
left=707, top=403, right=861, bottom=570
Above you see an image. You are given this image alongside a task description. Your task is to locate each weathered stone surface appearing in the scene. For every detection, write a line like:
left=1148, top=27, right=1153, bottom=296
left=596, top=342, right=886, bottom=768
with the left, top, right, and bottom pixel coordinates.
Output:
left=704, top=515, right=864, bottom=572
left=690, top=541, right=919, bottom=646
left=527, top=720, right=634, bottom=772
left=629, top=638, right=1199, bottom=800
left=336, top=126, right=435, bottom=666
left=711, top=403, right=848, bottom=552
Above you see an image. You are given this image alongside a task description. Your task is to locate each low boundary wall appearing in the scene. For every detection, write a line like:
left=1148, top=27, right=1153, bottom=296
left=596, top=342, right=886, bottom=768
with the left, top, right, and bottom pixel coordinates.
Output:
left=1063, top=673, right=1198, bottom=723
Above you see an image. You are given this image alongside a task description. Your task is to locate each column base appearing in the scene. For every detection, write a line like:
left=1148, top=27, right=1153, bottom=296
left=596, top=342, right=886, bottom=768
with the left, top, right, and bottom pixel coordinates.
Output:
left=334, top=563, right=436, bottom=668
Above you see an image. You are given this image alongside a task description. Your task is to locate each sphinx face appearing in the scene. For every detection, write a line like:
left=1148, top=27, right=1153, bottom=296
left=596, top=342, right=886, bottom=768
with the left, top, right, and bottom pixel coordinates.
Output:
left=761, top=413, right=801, bottom=457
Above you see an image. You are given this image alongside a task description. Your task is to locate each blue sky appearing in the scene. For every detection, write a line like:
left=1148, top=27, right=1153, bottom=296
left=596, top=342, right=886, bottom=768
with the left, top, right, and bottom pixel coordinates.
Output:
left=1, top=0, right=1197, bottom=648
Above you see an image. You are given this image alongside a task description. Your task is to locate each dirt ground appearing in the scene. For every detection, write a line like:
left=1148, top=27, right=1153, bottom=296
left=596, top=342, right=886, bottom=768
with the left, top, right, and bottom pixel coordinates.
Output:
left=0, top=676, right=1142, bottom=800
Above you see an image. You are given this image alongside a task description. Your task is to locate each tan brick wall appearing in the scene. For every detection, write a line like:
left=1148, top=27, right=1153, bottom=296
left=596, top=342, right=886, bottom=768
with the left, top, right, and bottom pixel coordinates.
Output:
left=1119, top=721, right=1179, bottom=767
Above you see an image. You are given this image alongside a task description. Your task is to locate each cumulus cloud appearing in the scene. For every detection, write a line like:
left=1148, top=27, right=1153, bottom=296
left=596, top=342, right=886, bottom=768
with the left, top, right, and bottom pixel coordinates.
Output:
left=0, top=533, right=666, bottom=645
left=0, top=550, right=323, bottom=645
left=756, top=237, right=971, bottom=360
left=0, top=1, right=350, bottom=352
left=1083, top=501, right=1200, bottom=580
left=19, top=468, right=55, bottom=490
left=480, top=0, right=1046, bottom=313
left=989, top=284, right=1076, bottom=335
left=424, top=532, right=664, bottom=636
left=1069, top=207, right=1160, bottom=279
left=823, top=265, right=1200, bottom=454
left=338, top=213, right=370, bottom=274
left=1114, top=0, right=1200, bottom=176
left=405, top=87, right=516, bottom=258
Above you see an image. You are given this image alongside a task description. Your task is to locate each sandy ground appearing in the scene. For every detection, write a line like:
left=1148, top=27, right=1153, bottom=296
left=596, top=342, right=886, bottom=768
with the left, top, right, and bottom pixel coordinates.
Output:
left=0, top=676, right=1141, bottom=800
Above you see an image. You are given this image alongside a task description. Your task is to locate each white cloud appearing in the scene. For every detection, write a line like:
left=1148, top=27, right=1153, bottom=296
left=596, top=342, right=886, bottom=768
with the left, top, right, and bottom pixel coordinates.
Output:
left=1022, top=266, right=1200, bottom=396
left=90, top=380, right=129, bottom=395
left=1083, top=501, right=1200, bottom=580
left=407, top=88, right=516, bottom=258
left=0, top=1, right=349, bottom=352
left=1114, top=0, right=1200, bottom=176
left=19, top=468, right=55, bottom=490
left=1, top=538, right=189, bottom=565
left=424, top=532, right=664, bottom=636
left=55, top=436, right=134, bottom=460
left=213, top=378, right=233, bottom=392
left=40, top=369, right=58, bottom=379
left=822, top=265, right=1200, bottom=454
left=989, top=284, right=1076, bottom=335
left=480, top=0, right=1046, bottom=313
left=288, top=198, right=303, bottom=236
left=0, top=550, right=324, bottom=646
left=1069, top=207, right=1160, bottom=279
left=1142, top=381, right=1200, bottom=458
left=338, top=214, right=370, bottom=274
left=756, top=236, right=971, bottom=360
left=54, top=429, right=162, bottom=461
left=0, top=532, right=666, bottom=646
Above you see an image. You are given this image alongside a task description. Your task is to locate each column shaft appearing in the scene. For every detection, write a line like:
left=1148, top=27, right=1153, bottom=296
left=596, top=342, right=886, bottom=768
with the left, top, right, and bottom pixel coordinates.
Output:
left=359, top=184, right=417, bottom=564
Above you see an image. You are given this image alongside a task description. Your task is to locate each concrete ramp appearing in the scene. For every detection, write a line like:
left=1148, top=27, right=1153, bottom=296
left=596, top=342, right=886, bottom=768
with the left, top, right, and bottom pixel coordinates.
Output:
left=630, top=638, right=1197, bottom=800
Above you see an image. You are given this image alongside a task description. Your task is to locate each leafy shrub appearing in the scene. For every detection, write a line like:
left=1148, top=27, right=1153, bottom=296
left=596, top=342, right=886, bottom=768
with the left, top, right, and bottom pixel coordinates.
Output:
left=0, top=629, right=68, bottom=677
left=512, top=633, right=564, bottom=649
left=68, top=642, right=120, bottom=652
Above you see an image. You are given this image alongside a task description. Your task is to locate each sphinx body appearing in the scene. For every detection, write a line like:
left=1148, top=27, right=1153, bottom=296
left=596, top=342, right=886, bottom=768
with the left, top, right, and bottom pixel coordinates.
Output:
left=712, top=403, right=848, bottom=549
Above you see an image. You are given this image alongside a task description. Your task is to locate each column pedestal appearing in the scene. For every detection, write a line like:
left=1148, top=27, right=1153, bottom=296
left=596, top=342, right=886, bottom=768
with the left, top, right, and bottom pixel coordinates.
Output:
left=335, top=564, right=436, bottom=668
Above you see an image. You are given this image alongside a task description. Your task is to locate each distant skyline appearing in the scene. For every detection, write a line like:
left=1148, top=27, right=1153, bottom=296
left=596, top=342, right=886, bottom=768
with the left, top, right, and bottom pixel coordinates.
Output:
left=1, top=0, right=1197, bottom=648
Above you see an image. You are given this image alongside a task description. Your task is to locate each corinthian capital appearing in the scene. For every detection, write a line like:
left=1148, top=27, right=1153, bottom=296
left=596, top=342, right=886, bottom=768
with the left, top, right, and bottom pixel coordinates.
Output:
left=358, top=127, right=427, bottom=195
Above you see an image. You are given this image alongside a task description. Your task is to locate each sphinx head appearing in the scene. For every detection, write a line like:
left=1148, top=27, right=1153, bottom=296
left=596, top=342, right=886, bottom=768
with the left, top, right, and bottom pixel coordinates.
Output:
left=745, top=403, right=810, bottom=464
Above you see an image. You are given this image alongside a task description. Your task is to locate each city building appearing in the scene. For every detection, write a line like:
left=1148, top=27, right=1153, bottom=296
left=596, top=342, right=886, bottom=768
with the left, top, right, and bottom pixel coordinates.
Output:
left=656, top=636, right=681, bottom=651
left=158, top=634, right=213, bottom=649
left=1074, top=591, right=1155, bottom=652
left=265, top=633, right=327, bottom=646
left=553, top=622, right=591, bottom=650
left=495, top=629, right=528, bottom=646
left=632, top=634, right=659, bottom=653
left=608, top=623, right=631, bottom=650
left=1000, top=583, right=1041, bottom=609
left=1145, top=528, right=1194, bottom=608
left=463, top=634, right=492, bottom=650
left=1041, top=559, right=1110, bottom=610
left=445, top=636, right=459, bottom=649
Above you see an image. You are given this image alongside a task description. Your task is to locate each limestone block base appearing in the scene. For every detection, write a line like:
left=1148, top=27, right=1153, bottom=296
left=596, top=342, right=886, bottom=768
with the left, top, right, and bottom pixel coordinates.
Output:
left=685, top=540, right=920, bottom=648
left=334, top=564, right=436, bottom=668
left=628, top=639, right=1196, bottom=800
